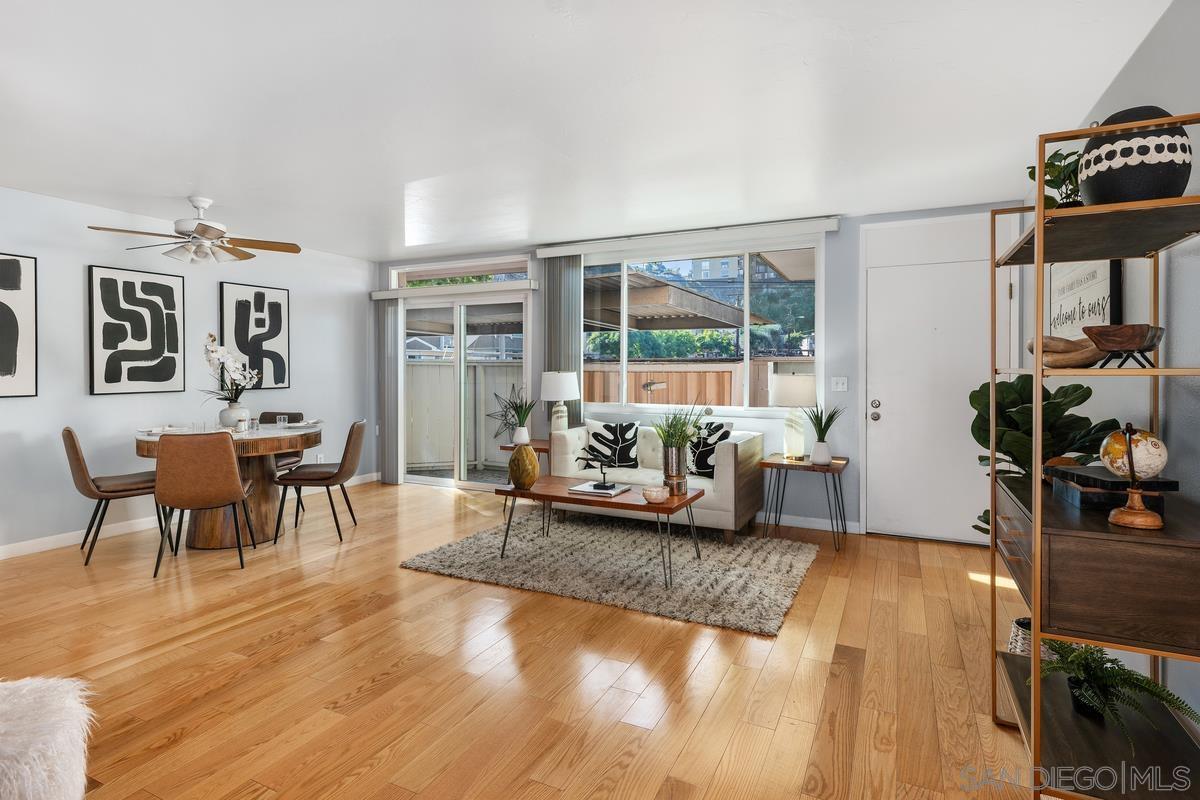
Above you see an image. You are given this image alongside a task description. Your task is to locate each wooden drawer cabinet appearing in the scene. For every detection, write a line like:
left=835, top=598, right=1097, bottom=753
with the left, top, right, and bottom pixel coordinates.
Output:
left=997, top=477, right=1200, bottom=659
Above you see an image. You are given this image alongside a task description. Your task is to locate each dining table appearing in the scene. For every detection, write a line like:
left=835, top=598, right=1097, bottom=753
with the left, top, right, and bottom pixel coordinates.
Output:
left=135, top=425, right=323, bottom=549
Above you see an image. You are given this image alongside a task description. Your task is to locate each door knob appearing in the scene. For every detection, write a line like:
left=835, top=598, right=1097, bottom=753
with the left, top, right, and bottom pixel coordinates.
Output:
left=870, top=412, right=881, bottom=421
left=870, top=399, right=881, bottom=409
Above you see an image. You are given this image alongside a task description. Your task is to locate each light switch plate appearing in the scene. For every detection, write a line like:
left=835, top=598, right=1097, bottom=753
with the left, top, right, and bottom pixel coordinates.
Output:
left=830, top=376, right=849, bottom=392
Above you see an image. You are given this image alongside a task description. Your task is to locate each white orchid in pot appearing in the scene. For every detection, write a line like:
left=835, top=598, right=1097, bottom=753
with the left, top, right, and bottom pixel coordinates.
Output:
left=202, top=333, right=259, bottom=429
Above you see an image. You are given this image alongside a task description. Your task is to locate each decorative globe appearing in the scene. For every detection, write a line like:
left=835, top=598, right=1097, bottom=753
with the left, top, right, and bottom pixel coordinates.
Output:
left=1100, top=428, right=1168, bottom=481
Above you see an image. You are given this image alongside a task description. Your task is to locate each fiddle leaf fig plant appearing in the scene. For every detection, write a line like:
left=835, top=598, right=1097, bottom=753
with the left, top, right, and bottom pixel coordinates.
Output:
left=969, top=375, right=1119, bottom=534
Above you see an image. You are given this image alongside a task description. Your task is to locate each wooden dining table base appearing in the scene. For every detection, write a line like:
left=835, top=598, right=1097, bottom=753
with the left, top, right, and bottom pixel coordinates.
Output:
left=186, top=455, right=281, bottom=549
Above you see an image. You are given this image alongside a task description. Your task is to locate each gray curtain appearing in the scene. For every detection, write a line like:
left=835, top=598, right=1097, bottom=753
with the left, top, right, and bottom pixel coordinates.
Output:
left=375, top=298, right=401, bottom=483
left=541, top=255, right=583, bottom=427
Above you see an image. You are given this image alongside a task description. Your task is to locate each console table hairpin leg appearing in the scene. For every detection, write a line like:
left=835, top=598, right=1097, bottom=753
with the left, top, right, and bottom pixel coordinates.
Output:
left=763, top=461, right=847, bottom=552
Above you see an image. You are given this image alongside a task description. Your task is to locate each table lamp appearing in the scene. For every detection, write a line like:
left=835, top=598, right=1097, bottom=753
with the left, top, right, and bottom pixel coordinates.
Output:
left=772, top=373, right=817, bottom=460
left=541, top=371, right=580, bottom=433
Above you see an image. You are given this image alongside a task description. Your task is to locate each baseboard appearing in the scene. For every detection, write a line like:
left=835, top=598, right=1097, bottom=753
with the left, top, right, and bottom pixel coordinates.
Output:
left=754, top=510, right=863, bottom=535
left=0, top=473, right=382, bottom=561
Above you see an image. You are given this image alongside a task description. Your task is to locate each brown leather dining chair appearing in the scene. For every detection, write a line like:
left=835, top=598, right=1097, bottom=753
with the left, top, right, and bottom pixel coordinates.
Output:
left=62, top=427, right=161, bottom=567
left=260, top=410, right=306, bottom=515
left=274, top=420, right=365, bottom=543
left=154, top=432, right=256, bottom=578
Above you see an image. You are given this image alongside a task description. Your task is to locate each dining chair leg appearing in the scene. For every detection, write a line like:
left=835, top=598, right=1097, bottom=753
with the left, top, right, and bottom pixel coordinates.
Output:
left=153, top=506, right=172, bottom=578
left=298, top=494, right=305, bottom=511
left=273, top=490, right=287, bottom=544
left=84, top=500, right=110, bottom=566
left=161, top=508, right=175, bottom=553
left=80, top=500, right=103, bottom=550
left=232, top=504, right=246, bottom=569
left=174, top=509, right=185, bottom=556
left=339, top=484, right=358, bottom=526
left=241, top=500, right=257, bottom=549
left=294, top=487, right=302, bottom=528
left=325, top=486, right=343, bottom=541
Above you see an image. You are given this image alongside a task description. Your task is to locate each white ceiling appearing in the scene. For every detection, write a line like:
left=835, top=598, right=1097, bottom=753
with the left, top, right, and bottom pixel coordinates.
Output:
left=0, top=1, right=1172, bottom=263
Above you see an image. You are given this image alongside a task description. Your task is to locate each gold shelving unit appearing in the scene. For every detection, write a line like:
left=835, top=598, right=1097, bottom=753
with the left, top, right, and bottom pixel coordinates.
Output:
left=989, top=111, right=1200, bottom=800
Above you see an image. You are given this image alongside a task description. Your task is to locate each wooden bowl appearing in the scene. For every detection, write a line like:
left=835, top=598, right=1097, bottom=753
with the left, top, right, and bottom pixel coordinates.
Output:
left=1082, top=324, right=1165, bottom=353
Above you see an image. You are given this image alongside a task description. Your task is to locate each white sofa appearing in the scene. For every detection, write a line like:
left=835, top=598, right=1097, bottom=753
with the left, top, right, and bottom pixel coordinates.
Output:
left=550, top=426, right=764, bottom=541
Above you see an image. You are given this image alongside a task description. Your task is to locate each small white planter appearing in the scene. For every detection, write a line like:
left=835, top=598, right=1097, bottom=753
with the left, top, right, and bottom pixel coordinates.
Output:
left=810, top=440, right=832, bottom=465
left=219, top=402, right=251, bottom=429
left=512, top=426, right=531, bottom=445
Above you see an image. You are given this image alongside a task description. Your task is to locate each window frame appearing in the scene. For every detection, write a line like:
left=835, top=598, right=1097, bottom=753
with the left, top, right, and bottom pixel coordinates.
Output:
left=582, top=232, right=825, bottom=419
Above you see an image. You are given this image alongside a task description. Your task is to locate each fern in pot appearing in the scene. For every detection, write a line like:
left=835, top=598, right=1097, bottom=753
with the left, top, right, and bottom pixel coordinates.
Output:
left=802, top=405, right=844, bottom=466
left=654, top=405, right=705, bottom=496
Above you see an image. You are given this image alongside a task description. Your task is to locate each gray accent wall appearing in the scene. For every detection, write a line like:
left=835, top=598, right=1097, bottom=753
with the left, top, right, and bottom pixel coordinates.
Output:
left=0, top=186, right=377, bottom=552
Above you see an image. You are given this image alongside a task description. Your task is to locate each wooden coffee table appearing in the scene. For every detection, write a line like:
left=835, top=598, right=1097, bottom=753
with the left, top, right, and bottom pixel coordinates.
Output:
left=494, top=476, right=704, bottom=588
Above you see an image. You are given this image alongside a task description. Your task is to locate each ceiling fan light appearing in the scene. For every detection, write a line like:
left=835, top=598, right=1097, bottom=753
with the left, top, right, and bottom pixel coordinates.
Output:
left=163, top=243, right=195, bottom=262
left=210, top=246, right=238, bottom=263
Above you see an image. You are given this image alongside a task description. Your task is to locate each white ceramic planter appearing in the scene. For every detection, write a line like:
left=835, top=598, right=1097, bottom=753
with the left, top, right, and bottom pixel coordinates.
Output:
left=810, top=440, right=832, bottom=465
left=512, top=426, right=531, bottom=445
left=219, top=402, right=251, bottom=429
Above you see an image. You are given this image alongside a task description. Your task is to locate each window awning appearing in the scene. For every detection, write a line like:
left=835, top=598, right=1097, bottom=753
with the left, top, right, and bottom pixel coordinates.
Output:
left=583, top=270, right=768, bottom=331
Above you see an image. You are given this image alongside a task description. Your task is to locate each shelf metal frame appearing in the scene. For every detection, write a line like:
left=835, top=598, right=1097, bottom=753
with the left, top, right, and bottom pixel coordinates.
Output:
left=987, top=111, right=1197, bottom=799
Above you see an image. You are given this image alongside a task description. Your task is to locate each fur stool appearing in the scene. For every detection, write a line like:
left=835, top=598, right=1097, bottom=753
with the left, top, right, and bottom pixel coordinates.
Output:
left=0, top=678, right=92, bottom=800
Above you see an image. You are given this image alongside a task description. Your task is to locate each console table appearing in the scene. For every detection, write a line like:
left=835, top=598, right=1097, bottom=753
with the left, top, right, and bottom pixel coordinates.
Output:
left=759, top=454, right=849, bottom=551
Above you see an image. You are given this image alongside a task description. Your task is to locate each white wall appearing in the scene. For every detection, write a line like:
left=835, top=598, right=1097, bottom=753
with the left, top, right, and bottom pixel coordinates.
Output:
left=0, top=186, right=376, bottom=554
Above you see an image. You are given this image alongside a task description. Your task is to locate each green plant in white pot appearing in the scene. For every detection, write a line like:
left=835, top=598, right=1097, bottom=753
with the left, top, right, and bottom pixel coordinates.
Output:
left=802, top=405, right=844, bottom=466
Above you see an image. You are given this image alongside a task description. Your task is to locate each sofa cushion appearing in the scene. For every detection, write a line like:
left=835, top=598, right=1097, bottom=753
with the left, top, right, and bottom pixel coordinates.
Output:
left=688, top=422, right=731, bottom=478
left=577, top=420, right=639, bottom=469
left=638, top=428, right=663, bottom=471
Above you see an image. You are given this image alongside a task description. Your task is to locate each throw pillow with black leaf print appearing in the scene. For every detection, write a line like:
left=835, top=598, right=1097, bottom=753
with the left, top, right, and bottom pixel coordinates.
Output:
left=688, top=421, right=731, bottom=478
left=577, top=420, right=639, bottom=469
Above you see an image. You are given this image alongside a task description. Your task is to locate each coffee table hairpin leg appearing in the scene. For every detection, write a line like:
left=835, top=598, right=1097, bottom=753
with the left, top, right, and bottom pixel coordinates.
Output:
left=499, top=495, right=517, bottom=558
left=686, top=505, right=700, bottom=560
left=654, top=513, right=672, bottom=588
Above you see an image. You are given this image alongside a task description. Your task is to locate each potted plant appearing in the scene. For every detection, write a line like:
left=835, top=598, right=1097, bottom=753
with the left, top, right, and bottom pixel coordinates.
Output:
left=969, top=375, right=1119, bottom=534
left=487, top=385, right=539, bottom=489
left=487, top=385, right=538, bottom=445
left=1037, top=639, right=1200, bottom=750
left=654, top=405, right=705, bottom=496
left=1028, top=149, right=1082, bottom=209
left=202, top=333, right=259, bottom=429
left=802, top=405, right=844, bottom=466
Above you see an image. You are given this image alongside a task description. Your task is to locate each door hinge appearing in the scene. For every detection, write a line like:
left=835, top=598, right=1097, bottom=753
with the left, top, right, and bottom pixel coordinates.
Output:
left=1008, top=282, right=1013, bottom=299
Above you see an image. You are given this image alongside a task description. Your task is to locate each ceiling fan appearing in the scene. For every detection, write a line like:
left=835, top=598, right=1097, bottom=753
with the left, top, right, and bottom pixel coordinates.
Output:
left=88, top=196, right=302, bottom=264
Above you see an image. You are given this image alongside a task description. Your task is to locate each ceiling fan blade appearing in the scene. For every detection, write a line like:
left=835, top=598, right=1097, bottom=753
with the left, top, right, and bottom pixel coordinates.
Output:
left=194, top=221, right=225, bottom=240
left=217, top=244, right=256, bottom=261
left=89, top=225, right=184, bottom=240
left=226, top=237, right=301, bottom=254
left=126, top=240, right=190, bottom=251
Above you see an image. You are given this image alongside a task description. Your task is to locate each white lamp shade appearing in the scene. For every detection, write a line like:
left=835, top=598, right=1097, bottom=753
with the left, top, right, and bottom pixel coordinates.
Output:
left=541, top=371, right=580, bottom=402
left=772, top=373, right=817, bottom=408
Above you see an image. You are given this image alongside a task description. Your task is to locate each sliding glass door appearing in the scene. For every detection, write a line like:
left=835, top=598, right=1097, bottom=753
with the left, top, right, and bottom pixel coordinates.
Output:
left=403, top=296, right=528, bottom=488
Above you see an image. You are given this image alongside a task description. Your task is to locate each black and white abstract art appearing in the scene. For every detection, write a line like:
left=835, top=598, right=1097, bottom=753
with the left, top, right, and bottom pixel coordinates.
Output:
left=0, top=253, right=37, bottom=398
left=220, top=282, right=290, bottom=389
left=89, top=265, right=185, bottom=395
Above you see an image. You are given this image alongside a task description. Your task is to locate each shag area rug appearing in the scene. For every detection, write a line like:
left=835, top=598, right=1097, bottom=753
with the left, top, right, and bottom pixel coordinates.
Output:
left=401, top=512, right=819, bottom=635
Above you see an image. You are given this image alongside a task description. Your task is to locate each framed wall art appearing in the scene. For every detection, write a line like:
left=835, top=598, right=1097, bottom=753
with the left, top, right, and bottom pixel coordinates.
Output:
left=0, top=253, right=37, bottom=397
left=220, top=281, right=290, bottom=389
left=89, top=265, right=185, bottom=394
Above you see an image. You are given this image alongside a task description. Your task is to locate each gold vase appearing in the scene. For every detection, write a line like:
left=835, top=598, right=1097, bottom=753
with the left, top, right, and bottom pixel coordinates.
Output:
left=509, top=444, right=540, bottom=489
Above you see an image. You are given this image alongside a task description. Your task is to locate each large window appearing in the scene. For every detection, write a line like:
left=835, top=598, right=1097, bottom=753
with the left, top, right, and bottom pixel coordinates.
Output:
left=582, top=247, right=817, bottom=410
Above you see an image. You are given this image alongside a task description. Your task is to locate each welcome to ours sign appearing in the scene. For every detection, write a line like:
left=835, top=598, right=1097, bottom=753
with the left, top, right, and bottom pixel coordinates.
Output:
left=1049, top=260, right=1123, bottom=339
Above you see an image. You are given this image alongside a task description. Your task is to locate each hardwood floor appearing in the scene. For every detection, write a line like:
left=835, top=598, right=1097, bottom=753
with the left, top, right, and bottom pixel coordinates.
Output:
left=0, top=482, right=1030, bottom=799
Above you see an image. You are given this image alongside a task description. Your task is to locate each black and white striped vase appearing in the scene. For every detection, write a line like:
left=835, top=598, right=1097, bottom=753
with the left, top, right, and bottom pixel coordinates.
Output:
left=1079, top=105, right=1192, bottom=205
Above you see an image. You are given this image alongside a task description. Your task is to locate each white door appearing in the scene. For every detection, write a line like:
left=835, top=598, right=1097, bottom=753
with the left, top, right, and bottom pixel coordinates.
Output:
left=863, top=213, right=1015, bottom=542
